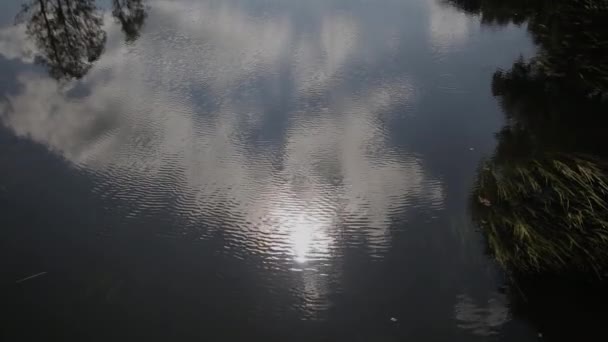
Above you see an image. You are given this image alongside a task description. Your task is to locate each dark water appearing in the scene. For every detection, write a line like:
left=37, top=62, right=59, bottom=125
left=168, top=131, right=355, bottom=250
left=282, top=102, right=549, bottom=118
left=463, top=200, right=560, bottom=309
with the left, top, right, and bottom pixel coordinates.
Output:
left=2, top=0, right=602, bottom=340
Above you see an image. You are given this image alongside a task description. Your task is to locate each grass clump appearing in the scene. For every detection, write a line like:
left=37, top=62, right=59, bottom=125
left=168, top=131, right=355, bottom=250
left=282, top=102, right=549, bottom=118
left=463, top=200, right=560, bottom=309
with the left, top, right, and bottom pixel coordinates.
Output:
left=473, top=153, right=608, bottom=275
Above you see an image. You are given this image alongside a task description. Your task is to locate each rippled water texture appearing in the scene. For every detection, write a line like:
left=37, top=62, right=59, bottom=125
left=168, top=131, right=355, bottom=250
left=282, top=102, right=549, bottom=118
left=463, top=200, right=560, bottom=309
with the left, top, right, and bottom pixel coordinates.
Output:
left=0, top=0, right=538, bottom=340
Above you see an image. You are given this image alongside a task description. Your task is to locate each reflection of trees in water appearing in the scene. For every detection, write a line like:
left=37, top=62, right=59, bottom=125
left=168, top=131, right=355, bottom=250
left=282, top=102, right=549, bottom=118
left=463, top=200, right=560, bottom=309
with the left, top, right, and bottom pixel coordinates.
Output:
left=464, top=0, right=608, bottom=274
left=471, top=97, right=608, bottom=274
left=445, top=0, right=608, bottom=336
left=445, top=0, right=539, bottom=25
left=16, top=0, right=147, bottom=80
left=491, top=58, right=608, bottom=158
left=17, top=0, right=107, bottom=80
left=446, top=0, right=608, bottom=275
left=112, top=0, right=146, bottom=42
left=448, top=0, right=608, bottom=99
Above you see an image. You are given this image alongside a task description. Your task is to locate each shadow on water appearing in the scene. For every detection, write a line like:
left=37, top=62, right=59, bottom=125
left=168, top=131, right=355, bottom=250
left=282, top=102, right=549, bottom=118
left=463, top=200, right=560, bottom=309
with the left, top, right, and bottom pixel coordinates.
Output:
left=445, top=0, right=608, bottom=339
left=15, top=0, right=147, bottom=80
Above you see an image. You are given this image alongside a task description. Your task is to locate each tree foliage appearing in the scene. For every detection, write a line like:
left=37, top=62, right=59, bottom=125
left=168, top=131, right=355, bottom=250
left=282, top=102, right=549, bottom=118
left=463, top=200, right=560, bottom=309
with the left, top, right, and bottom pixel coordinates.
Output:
left=445, top=0, right=608, bottom=274
left=17, top=0, right=107, bottom=80
left=112, top=0, right=146, bottom=43
left=16, top=0, right=147, bottom=80
left=448, top=0, right=608, bottom=99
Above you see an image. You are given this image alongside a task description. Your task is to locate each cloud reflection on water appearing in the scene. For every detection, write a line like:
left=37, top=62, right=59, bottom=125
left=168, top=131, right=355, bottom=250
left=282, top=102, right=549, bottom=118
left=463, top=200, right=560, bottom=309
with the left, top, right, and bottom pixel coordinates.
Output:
left=0, top=0, right=445, bottom=318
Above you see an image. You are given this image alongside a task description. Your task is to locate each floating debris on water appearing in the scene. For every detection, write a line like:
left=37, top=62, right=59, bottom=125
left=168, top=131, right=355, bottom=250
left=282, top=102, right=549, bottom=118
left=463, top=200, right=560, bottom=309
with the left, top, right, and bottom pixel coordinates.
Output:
left=16, top=272, right=48, bottom=284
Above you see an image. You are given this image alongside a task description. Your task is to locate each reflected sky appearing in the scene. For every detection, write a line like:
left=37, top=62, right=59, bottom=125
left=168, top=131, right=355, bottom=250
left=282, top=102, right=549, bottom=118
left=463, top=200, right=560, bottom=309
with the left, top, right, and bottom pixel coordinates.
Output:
left=1, top=0, right=538, bottom=339
left=1, top=0, right=446, bottom=260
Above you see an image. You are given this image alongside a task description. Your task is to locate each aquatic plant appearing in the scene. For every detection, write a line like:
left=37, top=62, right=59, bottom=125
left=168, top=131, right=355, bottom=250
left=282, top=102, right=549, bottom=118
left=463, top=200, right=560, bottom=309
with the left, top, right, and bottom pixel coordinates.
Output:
left=472, top=146, right=608, bottom=275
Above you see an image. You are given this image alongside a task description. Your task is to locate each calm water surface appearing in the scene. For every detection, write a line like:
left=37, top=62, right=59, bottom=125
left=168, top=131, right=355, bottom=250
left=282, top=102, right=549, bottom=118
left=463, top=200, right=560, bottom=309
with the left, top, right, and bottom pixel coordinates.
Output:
left=0, top=0, right=544, bottom=340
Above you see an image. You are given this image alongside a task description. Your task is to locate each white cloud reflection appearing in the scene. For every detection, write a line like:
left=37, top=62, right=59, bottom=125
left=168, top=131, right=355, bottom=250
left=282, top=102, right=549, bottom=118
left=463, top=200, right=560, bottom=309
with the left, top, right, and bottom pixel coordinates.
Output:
left=0, top=24, right=33, bottom=62
left=428, top=0, right=477, bottom=52
left=0, top=0, right=445, bottom=317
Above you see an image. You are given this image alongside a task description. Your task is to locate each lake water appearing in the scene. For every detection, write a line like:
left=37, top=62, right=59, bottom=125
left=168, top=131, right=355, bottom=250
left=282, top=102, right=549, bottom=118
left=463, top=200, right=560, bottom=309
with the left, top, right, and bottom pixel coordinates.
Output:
left=0, top=0, right=573, bottom=340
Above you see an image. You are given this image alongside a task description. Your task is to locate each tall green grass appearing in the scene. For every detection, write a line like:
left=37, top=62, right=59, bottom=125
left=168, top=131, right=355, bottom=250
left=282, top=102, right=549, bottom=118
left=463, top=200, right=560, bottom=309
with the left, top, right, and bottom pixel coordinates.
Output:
left=473, top=153, right=608, bottom=275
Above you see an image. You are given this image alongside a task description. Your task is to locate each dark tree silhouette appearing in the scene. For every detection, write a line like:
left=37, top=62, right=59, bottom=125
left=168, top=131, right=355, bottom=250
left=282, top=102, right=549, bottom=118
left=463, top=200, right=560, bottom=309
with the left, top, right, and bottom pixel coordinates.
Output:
left=112, top=0, right=147, bottom=43
left=17, top=0, right=107, bottom=80
left=442, top=0, right=608, bottom=275
left=472, top=43, right=608, bottom=274
left=451, top=5, right=608, bottom=338
left=444, top=0, right=540, bottom=25
left=469, top=59, right=608, bottom=335
left=470, top=117, right=608, bottom=340
left=448, top=0, right=608, bottom=99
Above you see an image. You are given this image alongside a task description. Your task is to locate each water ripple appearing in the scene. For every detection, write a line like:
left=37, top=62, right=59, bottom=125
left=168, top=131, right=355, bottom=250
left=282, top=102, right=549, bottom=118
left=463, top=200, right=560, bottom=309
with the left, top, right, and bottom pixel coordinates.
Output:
left=0, top=0, right=448, bottom=320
